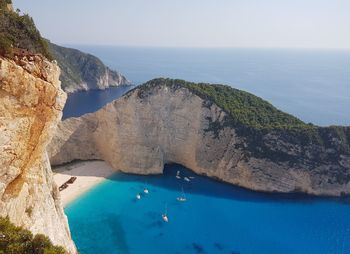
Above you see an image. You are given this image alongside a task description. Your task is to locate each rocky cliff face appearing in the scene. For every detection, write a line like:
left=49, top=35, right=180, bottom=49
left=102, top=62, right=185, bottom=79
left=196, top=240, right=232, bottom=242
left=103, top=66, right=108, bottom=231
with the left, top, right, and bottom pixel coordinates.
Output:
left=0, top=56, right=76, bottom=253
left=49, top=42, right=130, bottom=93
left=49, top=79, right=350, bottom=196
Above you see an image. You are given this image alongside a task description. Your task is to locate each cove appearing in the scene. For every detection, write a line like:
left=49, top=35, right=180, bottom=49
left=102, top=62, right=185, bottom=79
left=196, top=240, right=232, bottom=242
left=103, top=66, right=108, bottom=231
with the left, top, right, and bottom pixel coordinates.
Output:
left=63, top=85, right=135, bottom=119
left=65, top=164, right=350, bottom=254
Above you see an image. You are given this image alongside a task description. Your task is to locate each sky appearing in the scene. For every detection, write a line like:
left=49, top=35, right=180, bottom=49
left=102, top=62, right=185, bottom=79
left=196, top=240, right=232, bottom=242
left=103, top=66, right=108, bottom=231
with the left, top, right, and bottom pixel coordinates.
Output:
left=13, top=0, right=350, bottom=49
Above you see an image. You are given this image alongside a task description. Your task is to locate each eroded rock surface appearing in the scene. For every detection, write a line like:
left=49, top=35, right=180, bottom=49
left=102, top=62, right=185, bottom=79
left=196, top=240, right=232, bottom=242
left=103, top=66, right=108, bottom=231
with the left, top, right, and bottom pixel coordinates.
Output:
left=0, top=56, right=76, bottom=253
left=49, top=80, right=350, bottom=196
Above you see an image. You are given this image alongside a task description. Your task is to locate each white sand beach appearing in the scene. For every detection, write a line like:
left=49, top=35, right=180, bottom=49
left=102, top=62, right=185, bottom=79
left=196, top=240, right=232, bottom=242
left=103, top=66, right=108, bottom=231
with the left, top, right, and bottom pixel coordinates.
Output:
left=53, top=161, right=115, bottom=207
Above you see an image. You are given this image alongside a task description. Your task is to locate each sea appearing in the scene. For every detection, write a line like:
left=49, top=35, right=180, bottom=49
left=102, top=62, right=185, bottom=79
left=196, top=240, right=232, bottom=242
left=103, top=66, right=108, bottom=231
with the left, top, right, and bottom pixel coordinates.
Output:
left=66, top=165, right=350, bottom=254
left=63, top=47, right=350, bottom=126
left=62, top=47, right=350, bottom=254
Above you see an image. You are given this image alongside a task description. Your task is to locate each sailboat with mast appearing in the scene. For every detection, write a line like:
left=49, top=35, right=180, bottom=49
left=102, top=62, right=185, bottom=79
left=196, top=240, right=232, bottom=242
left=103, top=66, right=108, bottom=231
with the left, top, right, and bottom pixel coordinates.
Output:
left=162, top=204, right=169, bottom=222
left=176, top=186, right=187, bottom=202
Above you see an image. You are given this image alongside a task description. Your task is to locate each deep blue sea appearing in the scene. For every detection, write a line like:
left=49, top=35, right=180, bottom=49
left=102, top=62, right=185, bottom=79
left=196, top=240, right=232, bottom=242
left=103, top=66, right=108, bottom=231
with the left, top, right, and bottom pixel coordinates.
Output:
left=63, top=85, right=134, bottom=119
left=62, top=48, right=350, bottom=254
left=66, top=165, right=350, bottom=254
left=63, top=46, right=350, bottom=126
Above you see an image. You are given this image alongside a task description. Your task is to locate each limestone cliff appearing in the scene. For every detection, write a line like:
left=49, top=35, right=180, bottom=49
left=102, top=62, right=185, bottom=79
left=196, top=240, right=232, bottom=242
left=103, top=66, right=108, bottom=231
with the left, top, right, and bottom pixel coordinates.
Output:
left=48, top=42, right=130, bottom=93
left=49, top=79, right=350, bottom=196
left=0, top=56, right=76, bottom=253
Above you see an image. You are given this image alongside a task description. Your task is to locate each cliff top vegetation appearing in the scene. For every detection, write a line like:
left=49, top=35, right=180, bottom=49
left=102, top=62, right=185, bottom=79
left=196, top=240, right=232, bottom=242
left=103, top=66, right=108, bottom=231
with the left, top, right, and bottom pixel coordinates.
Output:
left=0, top=0, right=52, bottom=59
left=48, top=42, right=129, bottom=91
left=137, top=78, right=350, bottom=149
left=140, top=78, right=308, bottom=130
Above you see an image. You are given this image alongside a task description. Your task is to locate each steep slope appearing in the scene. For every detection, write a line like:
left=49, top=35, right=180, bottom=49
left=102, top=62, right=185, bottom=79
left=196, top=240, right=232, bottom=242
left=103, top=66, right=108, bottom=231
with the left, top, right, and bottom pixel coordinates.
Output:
left=0, top=0, right=52, bottom=59
left=49, top=42, right=130, bottom=93
left=0, top=2, right=76, bottom=252
left=49, top=78, right=350, bottom=196
left=0, top=55, right=76, bottom=253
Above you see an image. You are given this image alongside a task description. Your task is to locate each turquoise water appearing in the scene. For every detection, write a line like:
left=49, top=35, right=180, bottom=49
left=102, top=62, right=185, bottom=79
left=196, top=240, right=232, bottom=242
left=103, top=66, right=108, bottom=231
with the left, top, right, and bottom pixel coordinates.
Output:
left=65, top=46, right=350, bottom=126
left=63, top=48, right=350, bottom=253
left=65, top=165, right=350, bottom=254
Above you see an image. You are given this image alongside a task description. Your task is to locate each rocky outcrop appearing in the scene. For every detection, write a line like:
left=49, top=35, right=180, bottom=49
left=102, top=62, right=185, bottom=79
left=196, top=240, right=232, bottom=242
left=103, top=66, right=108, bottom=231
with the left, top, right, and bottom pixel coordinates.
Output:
left=48, top=42, right=130, bottom=93
left=49, top=79, right=350, bottom=197
left=0, top=56, right=76, bottom=253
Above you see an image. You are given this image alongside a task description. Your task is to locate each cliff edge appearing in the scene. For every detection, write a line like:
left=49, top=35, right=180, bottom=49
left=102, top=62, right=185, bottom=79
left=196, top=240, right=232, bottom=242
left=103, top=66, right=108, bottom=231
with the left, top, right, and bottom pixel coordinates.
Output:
left=48, top=42, right=130, bottom=93
left=49, top=78, right=350, bottom=196
left=0, top=55, right=76, bottom=253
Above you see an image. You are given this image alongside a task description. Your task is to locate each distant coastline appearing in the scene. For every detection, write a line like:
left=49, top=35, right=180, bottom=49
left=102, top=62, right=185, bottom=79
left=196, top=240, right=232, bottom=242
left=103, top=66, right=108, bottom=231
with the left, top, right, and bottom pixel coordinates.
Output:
left=63, top=46, right=350, bottom=126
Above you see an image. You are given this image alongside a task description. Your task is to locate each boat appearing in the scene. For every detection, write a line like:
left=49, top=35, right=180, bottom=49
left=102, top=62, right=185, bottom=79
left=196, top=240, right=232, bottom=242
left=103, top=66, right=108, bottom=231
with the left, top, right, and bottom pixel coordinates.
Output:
left=176, top=175, right=181, bottom=179
left=176, top=170, right=180, bottom=176
left=184, top=177, right=190, bottom=182
left=189, top=176, right=195, bottom=179
left=176, top=187, right=187, bottom=202
left=136, top=194, right=141, bottom=199
left=162, top=205, right=169, bottom=222
left=67, top=176, right=77, bottom=184
left=143, top=181, right=149, bottom=194
left=162, top=214, right=169, bottom=222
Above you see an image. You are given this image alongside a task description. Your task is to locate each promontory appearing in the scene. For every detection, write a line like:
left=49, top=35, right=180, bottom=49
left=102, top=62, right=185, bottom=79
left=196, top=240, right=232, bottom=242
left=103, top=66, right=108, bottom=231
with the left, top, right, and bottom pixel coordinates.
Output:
left=49, top=78, right=350, bottom=196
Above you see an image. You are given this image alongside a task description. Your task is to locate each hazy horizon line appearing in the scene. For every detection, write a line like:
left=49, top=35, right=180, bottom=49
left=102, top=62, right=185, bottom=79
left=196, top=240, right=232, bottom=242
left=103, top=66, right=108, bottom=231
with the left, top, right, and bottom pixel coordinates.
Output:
left=57, top=42, right=350, bottom=51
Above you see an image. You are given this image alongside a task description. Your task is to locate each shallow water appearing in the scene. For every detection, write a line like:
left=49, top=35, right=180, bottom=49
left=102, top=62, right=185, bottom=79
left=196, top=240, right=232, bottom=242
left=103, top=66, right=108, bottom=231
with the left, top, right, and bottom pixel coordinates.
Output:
left=65, top=164, right=350, bottom=254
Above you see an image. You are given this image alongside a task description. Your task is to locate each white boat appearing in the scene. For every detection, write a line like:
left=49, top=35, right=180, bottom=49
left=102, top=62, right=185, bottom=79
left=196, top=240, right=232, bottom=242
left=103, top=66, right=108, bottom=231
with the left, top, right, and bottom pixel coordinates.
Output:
left=176, top=170, right=180, bottom=176
left=162, top=205, right=169, bottom=222
left=189, top=176, right=195, bottom=179
left=136, top=194, right=141, bottom=199
left=176, top=175, right=181, bottom=179
left=162, top=214, right=169, bottom=222
left=176, top=187, right=187, bottom=202
left=144, top=188, right=149, bottom=194
left=184, top=177, right=190, bottom=182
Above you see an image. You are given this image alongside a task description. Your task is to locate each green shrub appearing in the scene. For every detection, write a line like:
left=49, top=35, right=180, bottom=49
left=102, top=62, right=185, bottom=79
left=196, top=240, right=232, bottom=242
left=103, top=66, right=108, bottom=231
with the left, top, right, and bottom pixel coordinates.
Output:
left=141, top=78, right=309, bottom=130
left=0, top=217, right=68, bottom=254
left=0, top=36, right=12, bottom=56
left=0, top=0, right=10, bottom=10
left=0, top=1, right=52, bottom=59
left=137, top=79, right=349, bottom=151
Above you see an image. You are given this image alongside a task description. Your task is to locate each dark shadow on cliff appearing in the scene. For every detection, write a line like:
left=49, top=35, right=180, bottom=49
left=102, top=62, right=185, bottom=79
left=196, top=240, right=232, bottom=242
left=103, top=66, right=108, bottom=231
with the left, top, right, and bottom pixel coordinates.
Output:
left=53, top=160, right=350, bottom=205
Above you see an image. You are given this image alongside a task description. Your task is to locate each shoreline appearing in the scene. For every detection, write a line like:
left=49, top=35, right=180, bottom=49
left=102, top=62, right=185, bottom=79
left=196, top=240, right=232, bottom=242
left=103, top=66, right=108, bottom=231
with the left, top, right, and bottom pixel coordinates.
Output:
left=53, top=161, right=115, bottom=207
